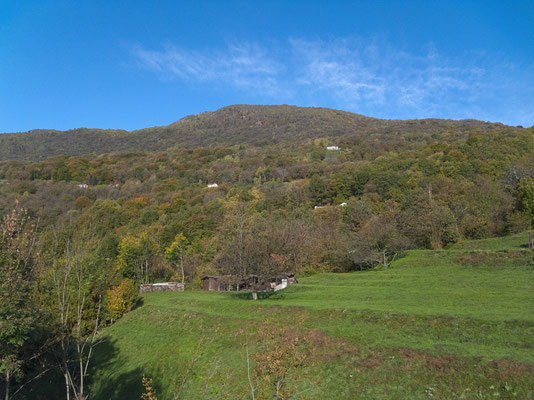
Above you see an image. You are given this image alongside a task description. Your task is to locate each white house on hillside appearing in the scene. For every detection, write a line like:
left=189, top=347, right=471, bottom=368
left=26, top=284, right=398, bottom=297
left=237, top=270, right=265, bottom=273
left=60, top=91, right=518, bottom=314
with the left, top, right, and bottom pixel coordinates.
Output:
left=326, top=146, right=340, bottom=151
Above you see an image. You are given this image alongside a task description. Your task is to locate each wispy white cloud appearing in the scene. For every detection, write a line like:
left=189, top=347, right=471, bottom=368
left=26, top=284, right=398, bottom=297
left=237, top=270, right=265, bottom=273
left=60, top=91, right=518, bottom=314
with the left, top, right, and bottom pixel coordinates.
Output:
left=130, top=38, right=534, bottom=125
left=132, top=42, right=283, bottom=95
left=291, top=38, right=387, bottom=106
left=290, top=38, right=491, bottom=118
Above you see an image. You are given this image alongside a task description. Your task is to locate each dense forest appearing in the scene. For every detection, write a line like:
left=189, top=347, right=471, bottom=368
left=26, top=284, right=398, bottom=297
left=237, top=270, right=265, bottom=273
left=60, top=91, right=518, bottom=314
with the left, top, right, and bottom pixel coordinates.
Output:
left=1, top=105, right=533, bottom=399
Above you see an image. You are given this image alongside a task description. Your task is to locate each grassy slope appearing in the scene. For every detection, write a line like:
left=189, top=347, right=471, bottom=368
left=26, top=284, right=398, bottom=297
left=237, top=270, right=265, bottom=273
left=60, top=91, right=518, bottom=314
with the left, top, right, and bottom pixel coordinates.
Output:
left=89, top=232, right=534, bottom=399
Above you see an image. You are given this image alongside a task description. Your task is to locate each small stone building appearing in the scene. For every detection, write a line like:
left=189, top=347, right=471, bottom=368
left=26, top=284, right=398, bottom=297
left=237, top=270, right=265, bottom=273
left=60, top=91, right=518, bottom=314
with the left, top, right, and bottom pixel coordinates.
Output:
left=139, top=282, right=185, bottom=293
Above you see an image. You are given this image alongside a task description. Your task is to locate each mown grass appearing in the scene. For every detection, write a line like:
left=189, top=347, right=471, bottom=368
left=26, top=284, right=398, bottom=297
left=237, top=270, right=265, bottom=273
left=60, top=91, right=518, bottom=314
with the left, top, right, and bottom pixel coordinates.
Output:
left=88, top=233, right=534, bottom=399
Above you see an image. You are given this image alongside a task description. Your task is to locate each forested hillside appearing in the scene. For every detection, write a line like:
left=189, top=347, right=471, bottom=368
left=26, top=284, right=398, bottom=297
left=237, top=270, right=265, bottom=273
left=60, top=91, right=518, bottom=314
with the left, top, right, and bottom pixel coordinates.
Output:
left=0, top=105, right=525, bottom=160
left=1, top=105, right=533, bottom=399
left=1, top=108, right=533, bottom=280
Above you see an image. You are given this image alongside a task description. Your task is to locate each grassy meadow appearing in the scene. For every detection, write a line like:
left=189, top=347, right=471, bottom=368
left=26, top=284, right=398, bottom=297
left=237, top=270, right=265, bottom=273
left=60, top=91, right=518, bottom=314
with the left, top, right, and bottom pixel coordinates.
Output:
left=87, top=232, right=534, bottom=399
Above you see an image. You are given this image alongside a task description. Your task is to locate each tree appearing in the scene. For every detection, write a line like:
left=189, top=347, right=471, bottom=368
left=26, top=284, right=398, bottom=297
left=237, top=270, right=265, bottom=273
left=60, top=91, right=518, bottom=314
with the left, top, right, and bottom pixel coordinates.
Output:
left=350, top=213, right=411, bottom=269
left=309, top=175, right=326, bottom=205
left=41, top=224, right=112, bottom=400
left=115, top=233, right=157, bottom=283
left=0, top=204, right=38, bottom=400
left=310, top=206, right=348, bottom=270
left=215, top=202, right=253, bottom=280
left=164, top=233, right=187, bottom=283
left=400, top=192, right=459, bottom=249
left=105, top=279, right=137, bottom=322
left=518, top=178, right=534, bottom=227
left=215, top=210, right=296, bottom=297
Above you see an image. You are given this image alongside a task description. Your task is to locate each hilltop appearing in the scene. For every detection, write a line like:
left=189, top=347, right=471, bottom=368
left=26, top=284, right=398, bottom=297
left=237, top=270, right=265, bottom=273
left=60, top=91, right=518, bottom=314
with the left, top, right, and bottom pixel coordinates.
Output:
left=0, top=104, right=523, bottom=160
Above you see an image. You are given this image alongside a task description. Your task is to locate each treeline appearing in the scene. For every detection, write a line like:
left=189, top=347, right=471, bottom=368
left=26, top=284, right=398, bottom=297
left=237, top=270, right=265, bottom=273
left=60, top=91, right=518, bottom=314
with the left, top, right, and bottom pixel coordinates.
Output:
left=0, top=119, right=533, bottom=398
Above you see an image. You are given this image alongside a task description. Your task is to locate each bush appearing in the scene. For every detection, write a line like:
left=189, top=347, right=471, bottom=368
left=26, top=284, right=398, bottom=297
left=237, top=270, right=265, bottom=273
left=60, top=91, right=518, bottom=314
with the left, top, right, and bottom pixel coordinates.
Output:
left=105, top=278, right=138, bottom=322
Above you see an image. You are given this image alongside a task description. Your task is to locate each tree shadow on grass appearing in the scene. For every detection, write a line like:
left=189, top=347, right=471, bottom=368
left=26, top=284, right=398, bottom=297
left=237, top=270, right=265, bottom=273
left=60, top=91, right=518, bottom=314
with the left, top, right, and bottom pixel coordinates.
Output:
left=6, top=337, right=146, bottom=400
left=4, top=366, right=64, bottom=400
left=133, top=296, right=145, bottom=310
left=88, top=337, right=145, bottom=400
left=231, top=291, right=278, bottom=300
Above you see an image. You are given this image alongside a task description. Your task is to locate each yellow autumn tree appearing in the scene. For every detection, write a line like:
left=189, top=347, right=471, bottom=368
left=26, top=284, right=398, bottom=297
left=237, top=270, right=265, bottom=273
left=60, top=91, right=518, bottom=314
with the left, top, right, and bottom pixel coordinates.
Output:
left=105, top=278, right=137, bottom=322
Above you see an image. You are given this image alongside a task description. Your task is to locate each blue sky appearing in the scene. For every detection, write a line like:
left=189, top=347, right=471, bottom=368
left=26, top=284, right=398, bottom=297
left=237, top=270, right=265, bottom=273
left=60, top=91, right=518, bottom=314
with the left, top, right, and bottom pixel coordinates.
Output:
left=1, top=0, right=533, bottom=132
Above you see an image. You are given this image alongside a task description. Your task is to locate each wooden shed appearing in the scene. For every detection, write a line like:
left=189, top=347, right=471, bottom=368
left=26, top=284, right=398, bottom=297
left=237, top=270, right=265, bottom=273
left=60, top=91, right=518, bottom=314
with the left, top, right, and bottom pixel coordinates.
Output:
left=202, top=275, right=238, bottom=291
left=201, top=276, right=221, bottom=291
left=202, top=275, right=254, bottom=291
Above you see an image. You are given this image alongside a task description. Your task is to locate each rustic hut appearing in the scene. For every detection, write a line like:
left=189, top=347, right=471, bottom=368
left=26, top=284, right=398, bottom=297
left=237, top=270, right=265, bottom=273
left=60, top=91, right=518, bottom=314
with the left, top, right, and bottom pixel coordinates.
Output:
left=202, top=273, right=297, bottom=292
left=139, top=282, right=185, bottom=293
left=201, top=275, right=252, bottom=291
left=201, top=275, right=241, bottom=291
left=202, top=276, right=222, bottom=291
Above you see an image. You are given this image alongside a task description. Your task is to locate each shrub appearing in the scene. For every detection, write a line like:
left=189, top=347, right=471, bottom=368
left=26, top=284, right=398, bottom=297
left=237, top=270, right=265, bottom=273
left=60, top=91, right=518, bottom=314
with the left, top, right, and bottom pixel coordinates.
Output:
left=105, top=278, right=138, bottom=322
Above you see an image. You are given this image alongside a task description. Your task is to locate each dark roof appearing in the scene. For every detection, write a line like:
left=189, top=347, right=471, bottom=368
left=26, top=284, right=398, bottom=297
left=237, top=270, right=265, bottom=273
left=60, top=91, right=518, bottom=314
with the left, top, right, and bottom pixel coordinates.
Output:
left=201, top=275, right=219, bottom=280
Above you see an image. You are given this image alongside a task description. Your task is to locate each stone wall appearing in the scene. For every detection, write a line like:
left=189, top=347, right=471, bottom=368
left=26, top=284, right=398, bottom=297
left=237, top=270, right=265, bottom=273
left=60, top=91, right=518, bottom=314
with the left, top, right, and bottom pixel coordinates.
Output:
left=139, top=282, right=185, bottom=293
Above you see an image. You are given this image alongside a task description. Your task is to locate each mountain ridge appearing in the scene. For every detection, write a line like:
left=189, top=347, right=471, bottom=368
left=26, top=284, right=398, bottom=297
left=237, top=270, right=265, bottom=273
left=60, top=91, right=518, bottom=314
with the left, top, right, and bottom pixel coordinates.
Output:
left=0, top=104, right=524, bottom=161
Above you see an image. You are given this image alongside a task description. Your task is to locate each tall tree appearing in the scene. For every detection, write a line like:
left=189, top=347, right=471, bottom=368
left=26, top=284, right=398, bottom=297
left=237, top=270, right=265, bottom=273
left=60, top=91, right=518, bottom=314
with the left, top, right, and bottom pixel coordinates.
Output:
left=0, top=204, right=38, bottom=400
left=115, top=233, right=157, bottom=284
left=215, top=201, right=253, bottom=279
left=164, top=233, right=187, bottom=283
left=41, top=224, right=112, bottom=400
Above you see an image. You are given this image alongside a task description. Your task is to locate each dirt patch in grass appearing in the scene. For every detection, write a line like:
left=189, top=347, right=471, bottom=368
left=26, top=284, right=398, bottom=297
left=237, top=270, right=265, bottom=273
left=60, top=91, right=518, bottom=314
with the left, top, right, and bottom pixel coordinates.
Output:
left=356, top=352, right=388, bottom=369
left=305, top=328, right=360, bottom=362
left=453, top=250, right=532, bottom=267
left=353, top=345, right=534, bottom=382
left=247, top=323, right=358, bottom=362
left=400, top=348, right=466, bottom=377
left=487, top=358, right=534, bottom=380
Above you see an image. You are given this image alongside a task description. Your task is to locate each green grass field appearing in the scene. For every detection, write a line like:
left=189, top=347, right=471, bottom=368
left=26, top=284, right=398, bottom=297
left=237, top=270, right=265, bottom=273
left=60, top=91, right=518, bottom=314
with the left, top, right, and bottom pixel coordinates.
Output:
left=88, top=232, right=534, bottom=399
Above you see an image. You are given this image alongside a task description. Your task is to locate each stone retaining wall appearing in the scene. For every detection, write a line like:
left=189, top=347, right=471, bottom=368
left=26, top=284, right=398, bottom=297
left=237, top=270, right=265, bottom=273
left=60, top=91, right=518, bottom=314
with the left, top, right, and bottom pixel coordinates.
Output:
left=139, top=282, right=185, bottom=293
